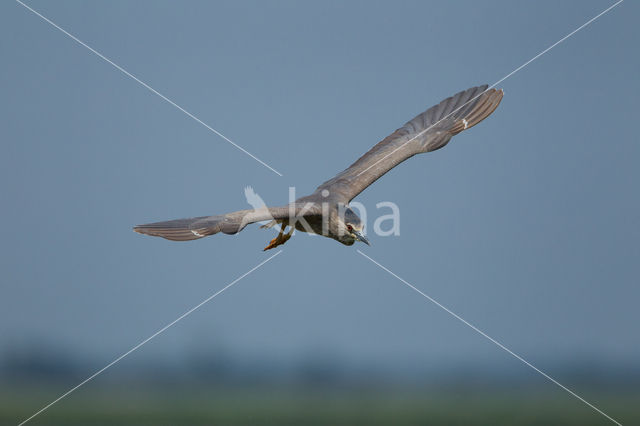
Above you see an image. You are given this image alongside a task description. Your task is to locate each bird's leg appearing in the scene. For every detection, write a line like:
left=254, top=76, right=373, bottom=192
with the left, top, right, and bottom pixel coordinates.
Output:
left=263, top=224, right=294, bottom=251
left=264, top=226, right=284, bottom=251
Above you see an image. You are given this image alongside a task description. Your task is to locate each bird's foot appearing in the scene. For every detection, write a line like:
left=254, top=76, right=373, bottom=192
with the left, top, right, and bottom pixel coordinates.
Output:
left=263, top=231, right=292, bottom=251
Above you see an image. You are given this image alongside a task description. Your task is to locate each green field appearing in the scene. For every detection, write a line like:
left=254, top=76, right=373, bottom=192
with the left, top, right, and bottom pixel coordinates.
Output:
left=3, top=386, right=638, bottom=425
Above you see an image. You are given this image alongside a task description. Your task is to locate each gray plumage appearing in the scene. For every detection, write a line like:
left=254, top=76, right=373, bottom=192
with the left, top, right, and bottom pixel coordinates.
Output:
left=134, top=85, right=503, bottom=249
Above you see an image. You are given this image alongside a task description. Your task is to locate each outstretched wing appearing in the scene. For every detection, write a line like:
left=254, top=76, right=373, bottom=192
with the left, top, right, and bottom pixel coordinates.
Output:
left=133, top=203, right=319, bottom=241
left=315, top=85, right=503, bottom=202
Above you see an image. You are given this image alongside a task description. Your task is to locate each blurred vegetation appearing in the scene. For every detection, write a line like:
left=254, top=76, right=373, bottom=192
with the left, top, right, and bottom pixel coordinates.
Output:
left=2, top=345, right=639, bottom=425
left=3, top=385, right=639, bottom=425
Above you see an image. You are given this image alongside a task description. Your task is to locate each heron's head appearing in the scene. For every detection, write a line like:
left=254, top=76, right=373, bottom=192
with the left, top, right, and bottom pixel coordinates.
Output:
left=336, top=206, right=370, bottom=246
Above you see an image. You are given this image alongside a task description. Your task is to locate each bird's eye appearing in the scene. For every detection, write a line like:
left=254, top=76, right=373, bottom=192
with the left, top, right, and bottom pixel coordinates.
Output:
left=347, top=224, right=353, bottom=232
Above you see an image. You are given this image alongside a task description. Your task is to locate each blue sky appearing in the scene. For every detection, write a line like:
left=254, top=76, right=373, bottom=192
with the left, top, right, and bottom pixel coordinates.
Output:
left=1, top=0, right=638, bottom=381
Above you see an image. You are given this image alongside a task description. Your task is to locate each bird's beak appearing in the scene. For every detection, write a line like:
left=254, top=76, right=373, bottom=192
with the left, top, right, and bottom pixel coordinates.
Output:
left=353, top=230, right=370, bottom=246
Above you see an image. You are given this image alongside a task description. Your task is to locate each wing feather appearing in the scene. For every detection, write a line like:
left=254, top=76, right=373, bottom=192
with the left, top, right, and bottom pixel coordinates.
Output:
left=134, top=204, right=320, bottom=242
left=315, top=85, right=503, bottom=202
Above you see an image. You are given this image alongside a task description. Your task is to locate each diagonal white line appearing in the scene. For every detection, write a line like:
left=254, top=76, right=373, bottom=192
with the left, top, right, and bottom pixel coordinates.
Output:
left=15, top=0, right=283, bottom=177
left=356, top=250, right=622, bottom=426
left=356, top=0, right=623, bottom=178
left=17, top=250, right=283, bottom=426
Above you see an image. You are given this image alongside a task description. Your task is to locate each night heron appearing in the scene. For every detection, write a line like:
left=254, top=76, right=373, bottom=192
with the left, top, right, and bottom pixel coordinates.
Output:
left=134, top=85, right=503, bottom=250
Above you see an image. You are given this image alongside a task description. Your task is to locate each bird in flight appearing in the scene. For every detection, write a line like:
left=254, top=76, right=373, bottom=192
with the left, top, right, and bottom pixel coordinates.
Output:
left=134, top=85, right=503, bottom=250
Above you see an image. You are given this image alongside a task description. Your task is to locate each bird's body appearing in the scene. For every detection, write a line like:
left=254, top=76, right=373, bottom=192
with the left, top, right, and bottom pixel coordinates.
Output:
left=134, top=85, right=503, bottom=249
